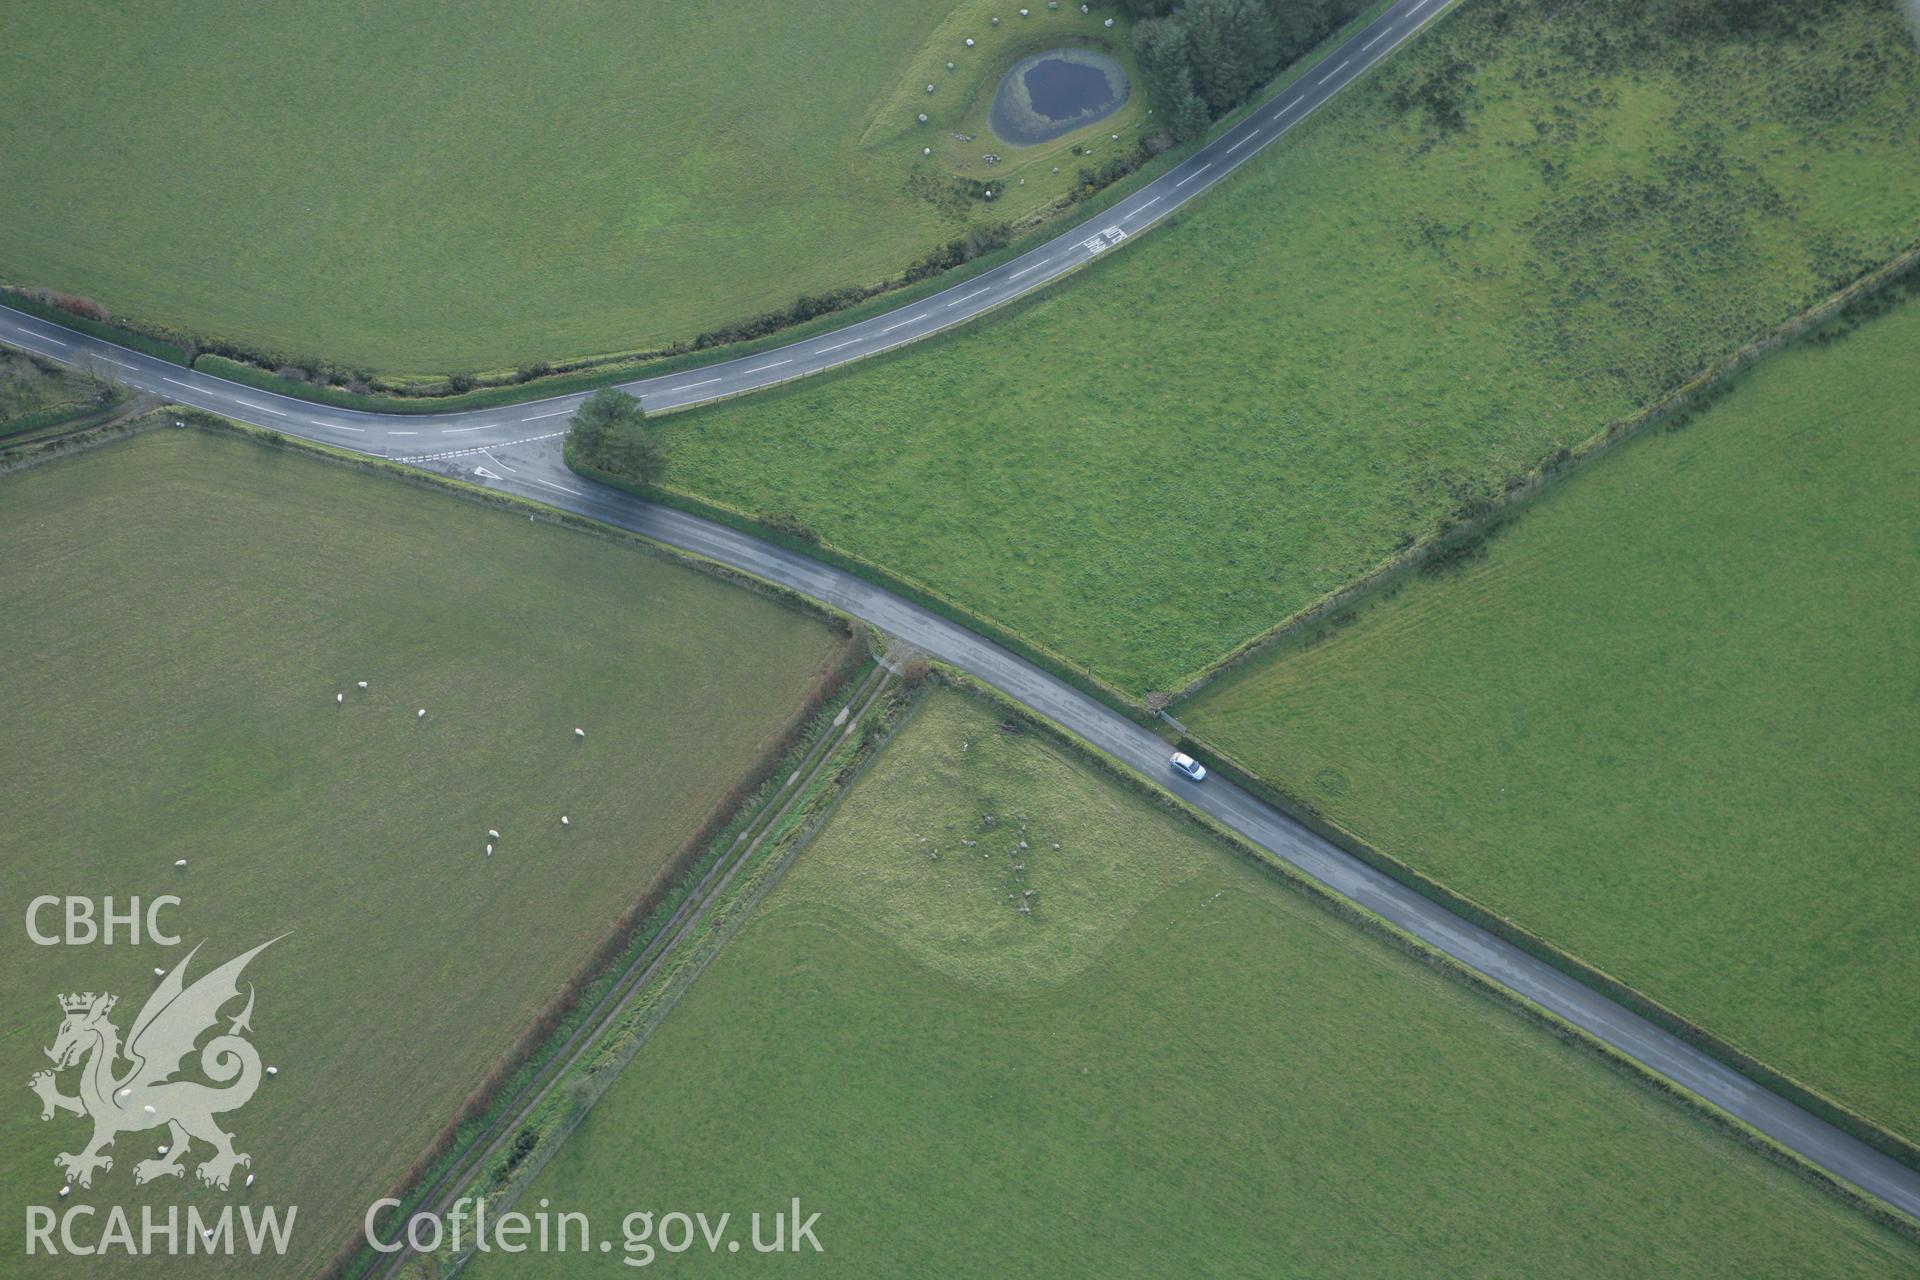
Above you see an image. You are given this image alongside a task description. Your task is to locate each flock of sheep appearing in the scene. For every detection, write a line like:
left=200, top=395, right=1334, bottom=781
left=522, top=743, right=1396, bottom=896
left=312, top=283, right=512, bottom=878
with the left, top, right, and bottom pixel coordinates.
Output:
left=315, top=680, right=585, bottom=855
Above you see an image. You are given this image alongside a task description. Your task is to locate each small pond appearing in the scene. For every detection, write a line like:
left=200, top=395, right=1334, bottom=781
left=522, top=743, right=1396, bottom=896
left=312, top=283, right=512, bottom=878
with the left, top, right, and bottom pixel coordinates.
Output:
left=988, top=48, right=1130, bottom=147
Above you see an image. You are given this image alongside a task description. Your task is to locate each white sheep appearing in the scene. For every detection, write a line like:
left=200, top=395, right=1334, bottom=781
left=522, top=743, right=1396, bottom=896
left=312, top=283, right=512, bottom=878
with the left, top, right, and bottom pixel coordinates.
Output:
left=488, top=829, right=500, bottom=839
left=485, top=844, right=493, bottom=857
left=560, top=815, right=571, bottom=827
left=417, top=708, right=427, bottom=719
left=59, top=1185, right=70, bottom=1198
left=335, top=692, right=343, bottom=705
left=357, top=681, right=368, bottom=690
left=246, top=1173, right=255, bottom=1187
left=574, top=727, right=585, bottom=740
left=173, top=859, right=187, bottom=868
left=266, top=1066, right=278, bottom=1077
left=152, top=968, right=164, bottom=977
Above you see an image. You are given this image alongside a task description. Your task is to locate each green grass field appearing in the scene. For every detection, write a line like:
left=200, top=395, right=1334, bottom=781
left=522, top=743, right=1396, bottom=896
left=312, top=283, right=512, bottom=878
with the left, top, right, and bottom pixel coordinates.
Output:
left=467, top=689, right=1918, bottom=1276
left=1184, top=289, right=1920, bottom=1143
left=0, top=0, right=1147, bottom=374
left=0, top=430, right=843, bottom=1274
left=643, top=0, right=1920, bottom=696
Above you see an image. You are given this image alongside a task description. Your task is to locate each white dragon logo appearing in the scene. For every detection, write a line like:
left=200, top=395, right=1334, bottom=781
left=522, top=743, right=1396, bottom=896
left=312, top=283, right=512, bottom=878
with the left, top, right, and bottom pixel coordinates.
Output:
left=28, top=938, right=280, bottom=1191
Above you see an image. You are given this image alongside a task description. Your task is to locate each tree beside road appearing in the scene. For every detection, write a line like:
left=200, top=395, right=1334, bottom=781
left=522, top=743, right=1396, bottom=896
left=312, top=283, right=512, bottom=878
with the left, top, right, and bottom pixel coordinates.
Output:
left=569, top=387, right=666, bottom=483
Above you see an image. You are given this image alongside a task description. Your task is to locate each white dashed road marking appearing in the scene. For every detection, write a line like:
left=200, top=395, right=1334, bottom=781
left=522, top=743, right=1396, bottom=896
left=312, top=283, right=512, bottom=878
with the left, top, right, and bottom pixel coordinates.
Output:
left=2, top=1, right=1452, bottom=500
left=531, top=477, right=583, bottom=496
left=402, top=431, right=566, bottom=462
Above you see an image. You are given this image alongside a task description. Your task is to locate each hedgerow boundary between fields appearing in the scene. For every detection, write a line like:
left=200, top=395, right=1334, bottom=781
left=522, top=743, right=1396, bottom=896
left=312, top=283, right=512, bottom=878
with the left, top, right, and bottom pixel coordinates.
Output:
left=581, top=242, right=1920, bottom=1187
left=931, top=668, right=1920, bottom=1243
left=10, top=401, right=1913, bottom=1246
left=1165, top=242, right=1920, bottom=705
left=0, top=409, right=875, bottom=1279
left=406, top=664, right=1920, bottom=1268
left=585, top=243, right=1920, bottom=724
left=1161, top=249, right=1920, bottom=1185
left=404, top=674, right=920, bottom=1279
left=334, top=656, right=888, bottom=1280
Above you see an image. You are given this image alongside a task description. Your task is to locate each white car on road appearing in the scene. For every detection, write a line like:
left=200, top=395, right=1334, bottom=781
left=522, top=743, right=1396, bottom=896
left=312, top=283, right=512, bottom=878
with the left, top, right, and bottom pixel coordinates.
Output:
left=1169, top=751, right=1207, bottom=782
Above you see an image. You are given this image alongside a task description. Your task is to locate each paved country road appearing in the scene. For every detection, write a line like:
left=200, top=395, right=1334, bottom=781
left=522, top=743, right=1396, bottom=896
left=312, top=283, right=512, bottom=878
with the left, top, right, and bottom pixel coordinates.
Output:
left=0, top=0, right=1453, bottom=454
left=6, top=0, right=1919, bottom=1227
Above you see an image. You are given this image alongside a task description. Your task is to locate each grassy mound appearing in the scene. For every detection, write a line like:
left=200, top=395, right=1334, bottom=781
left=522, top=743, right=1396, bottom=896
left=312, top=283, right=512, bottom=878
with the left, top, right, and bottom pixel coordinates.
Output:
left=468, top=690, right=1919, bottom=1275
